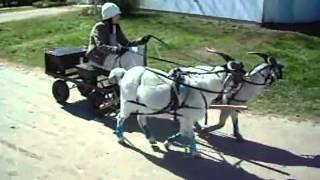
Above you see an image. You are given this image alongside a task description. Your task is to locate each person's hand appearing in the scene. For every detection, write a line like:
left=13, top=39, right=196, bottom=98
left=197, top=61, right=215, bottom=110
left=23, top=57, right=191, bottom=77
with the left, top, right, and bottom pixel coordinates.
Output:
left=139, top=35, right=152, bottom=45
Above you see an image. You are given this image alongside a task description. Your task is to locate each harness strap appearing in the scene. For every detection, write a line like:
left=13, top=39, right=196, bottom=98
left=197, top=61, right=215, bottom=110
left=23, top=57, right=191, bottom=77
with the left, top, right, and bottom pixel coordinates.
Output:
left=128, top=95, right=183, bottom=117
left=226, top=82, right=247, bottom=104
left=127, top=100, right=147, bottom=107
left=146, top=55, right=225, bottom=73
left=241, top=77, right=268, bottom=86
left=126, top=67, right=220, bottom=118
left=200, top=92, right=209, bottom=126
left=243, top=65, right=273, bottom=86
left=127, top=71, right=182, bottom=116
left=124, top=48, right=226, bottom=74
left=146, top=68, right=226, bottom=94
left=127, top=74, right=200, bottom=117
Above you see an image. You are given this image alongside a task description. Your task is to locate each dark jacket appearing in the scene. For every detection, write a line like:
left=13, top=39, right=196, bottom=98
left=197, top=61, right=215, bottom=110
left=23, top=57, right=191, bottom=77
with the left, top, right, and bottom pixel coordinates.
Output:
left=86, top=21, right=140, bottom=64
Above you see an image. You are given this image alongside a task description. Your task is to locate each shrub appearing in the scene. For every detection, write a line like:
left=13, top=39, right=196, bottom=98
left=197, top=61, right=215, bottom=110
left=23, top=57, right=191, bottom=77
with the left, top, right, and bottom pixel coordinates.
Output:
left=32, top=0, right=68, bottom=8
left=80, top=6, right=101, bottom=17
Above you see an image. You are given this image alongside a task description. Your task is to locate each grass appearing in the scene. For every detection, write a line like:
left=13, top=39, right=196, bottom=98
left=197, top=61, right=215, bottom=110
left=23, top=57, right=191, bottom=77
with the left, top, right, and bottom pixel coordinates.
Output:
left=0, top=6, right=35, bottom=14
left=0, top=11, right=319, bottom=121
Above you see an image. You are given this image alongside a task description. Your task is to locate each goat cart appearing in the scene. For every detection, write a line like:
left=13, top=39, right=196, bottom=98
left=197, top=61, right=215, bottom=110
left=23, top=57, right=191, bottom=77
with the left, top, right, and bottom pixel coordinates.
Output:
left=44, top=47, right=146, bottom=115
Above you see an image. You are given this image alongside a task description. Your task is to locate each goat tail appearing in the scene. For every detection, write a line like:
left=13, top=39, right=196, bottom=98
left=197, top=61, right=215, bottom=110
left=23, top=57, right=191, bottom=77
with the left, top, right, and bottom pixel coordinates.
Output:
left=108, top=68, right=127, bottom=84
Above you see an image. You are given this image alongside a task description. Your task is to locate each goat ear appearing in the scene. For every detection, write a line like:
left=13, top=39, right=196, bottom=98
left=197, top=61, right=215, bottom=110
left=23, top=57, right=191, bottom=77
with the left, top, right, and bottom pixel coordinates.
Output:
left=267, top=56, right=277, bottom=65
left=207, top=48, right=234, bottom=62
left=248, top=52, right=269, bottom=63
left=278, top=64, right=285, bottom=69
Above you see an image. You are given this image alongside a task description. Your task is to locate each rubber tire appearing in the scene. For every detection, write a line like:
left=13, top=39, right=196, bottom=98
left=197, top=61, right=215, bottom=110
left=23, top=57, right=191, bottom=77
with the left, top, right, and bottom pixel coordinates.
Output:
left=52, top=80, right=69, bottom=104
left=88, top=91, right=105, bottom=109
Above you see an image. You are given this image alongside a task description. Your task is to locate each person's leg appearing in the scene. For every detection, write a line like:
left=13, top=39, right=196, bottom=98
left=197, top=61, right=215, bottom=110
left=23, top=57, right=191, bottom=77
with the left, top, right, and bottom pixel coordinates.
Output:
left=89, top=55, right=119, bottom=71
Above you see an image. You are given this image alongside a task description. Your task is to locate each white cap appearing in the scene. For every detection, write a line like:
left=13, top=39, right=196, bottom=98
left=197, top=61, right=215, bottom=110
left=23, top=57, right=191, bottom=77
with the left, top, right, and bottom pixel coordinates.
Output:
left=101, top=2, right=121, bottom=20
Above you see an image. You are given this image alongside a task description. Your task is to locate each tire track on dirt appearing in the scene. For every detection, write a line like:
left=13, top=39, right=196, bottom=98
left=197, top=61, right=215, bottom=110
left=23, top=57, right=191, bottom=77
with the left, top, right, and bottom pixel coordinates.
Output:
left=0, top=139, right=42, bottom=160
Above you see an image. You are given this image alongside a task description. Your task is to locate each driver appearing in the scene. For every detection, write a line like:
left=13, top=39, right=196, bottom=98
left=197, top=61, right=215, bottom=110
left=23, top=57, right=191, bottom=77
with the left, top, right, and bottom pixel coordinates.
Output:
left=86, top=2, right=151, bottom=71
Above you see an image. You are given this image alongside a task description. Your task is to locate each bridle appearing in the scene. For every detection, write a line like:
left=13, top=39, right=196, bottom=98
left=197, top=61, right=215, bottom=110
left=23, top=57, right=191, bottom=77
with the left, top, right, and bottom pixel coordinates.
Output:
left=241, top=64, right=275, bottom=86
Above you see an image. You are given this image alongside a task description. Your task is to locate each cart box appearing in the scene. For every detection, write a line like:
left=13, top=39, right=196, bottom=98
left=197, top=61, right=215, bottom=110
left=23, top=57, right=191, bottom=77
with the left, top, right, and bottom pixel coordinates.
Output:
left=45, top=47, right=87, bottom=75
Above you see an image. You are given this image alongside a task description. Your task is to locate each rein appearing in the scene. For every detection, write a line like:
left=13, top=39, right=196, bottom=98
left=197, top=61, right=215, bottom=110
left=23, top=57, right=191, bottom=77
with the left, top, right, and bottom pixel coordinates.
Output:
left=149, top=35, right=210, bottom=64
left=122, top=34, right=221, bottom=73
left=128, top=70, right=211, bottom=118
left=241, top=65, right=272, bottom=86
left=228, top=65, right=273, bottom=103
left=128, top=50, right=220, bottom=73
left=145, top=67, right=228, bottom=95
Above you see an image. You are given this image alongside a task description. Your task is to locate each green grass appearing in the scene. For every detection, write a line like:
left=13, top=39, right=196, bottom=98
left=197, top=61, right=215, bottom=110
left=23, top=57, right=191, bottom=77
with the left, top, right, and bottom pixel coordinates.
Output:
left=0, top=12, right=319, bottom=121
left=0, top=6, right=35, bottom=14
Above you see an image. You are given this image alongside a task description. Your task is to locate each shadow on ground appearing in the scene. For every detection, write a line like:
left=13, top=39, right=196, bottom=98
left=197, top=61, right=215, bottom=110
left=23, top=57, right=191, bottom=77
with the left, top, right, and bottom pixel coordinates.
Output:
left=61, top=100, right=320, bottom=179
left=61, top=99, right=179, bottom=142
left=121, top=140, right=263, bottom=180
left=200, top=133, right=320, bottom=169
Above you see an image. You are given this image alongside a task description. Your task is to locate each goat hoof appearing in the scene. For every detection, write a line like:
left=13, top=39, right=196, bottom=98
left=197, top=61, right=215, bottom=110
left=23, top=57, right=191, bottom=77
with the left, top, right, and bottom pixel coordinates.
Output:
left=194, top=126, right=202, bottom=133
left=164, top=141, right=172, bottom=150
left=149, top=137, right=157, bottom=145
left=202, top=128, right=209, bottom=134
left=117, top=137, right=125, bottom=144
left=234, top=134, right=244, bottom=142
left=151, top=144, right=161, bottom=152
left=199, top=128, right=209, bottom=137
left=191, top=151, right=202, bottom=159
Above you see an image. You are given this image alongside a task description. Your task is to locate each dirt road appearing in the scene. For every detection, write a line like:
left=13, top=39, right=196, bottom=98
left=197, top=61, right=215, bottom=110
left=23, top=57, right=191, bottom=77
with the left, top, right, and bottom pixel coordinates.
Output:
left=0, top=5, right=84, bottom=23
left=0, top=63, right=319, bottom=180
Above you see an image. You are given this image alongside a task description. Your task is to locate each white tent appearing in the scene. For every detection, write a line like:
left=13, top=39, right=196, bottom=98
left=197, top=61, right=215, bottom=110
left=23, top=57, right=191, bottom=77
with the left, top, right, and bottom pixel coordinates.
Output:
left=140, top=0, right=320, bottom=23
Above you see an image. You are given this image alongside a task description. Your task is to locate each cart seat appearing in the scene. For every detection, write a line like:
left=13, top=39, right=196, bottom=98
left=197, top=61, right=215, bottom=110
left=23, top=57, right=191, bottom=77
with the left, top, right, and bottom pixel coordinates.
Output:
left=76, top=63, right=110, bottom=79
left=76, top=63, right=98, bottom=79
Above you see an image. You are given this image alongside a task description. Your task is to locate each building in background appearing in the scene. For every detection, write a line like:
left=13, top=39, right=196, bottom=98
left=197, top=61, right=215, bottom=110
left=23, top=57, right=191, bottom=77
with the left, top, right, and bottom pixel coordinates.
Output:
left=68, top=0, right=94, bottom=4
left=1, top=0, right=32, bottom=7
left=140, top=0, right=320, bottom=24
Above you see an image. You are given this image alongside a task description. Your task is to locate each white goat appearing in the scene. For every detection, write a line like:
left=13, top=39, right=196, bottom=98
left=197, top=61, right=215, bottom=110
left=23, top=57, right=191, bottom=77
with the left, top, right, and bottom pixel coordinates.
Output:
left=202, top=52, right=285, bottom=141
left=108, top=60, right=244, bottom=157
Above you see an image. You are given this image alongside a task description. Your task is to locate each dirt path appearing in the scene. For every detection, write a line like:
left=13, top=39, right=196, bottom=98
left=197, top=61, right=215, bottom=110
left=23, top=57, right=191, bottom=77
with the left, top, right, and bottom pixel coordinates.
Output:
left=0, top=5, right=85, bottom=23
left=0, top=63, right=319, bottom=180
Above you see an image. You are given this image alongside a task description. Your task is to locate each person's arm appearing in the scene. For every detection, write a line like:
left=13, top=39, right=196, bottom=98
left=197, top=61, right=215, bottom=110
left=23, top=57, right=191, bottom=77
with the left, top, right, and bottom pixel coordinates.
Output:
left=93, top=23, right=118, bottom=54
left=116, top=25, right=136, bottom=46
left=117, top=25, right=150, bottom=47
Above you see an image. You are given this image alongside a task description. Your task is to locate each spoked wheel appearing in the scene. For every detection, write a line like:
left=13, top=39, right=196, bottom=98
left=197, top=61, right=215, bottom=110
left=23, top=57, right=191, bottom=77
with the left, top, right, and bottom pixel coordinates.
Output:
left=77, top=85, right=92, bottom=97
left=88, top=91, right=105, bottom=109
left=88, top=90, right=120, bottom=116
left=77, top=78, right=96, bottom=97
left=52, top=80, right=69, bottom=104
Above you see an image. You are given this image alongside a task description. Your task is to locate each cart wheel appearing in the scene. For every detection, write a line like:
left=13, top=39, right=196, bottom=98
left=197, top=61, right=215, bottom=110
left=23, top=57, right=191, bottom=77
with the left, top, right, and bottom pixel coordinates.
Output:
left=78, top=78, right=96, bottom=97
left=88, top=91, right=105, bottom=109
left=52, top=80, right=69, bottom=104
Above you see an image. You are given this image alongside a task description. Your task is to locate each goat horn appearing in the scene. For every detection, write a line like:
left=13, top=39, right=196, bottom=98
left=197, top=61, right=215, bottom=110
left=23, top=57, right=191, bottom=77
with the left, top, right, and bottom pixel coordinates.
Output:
left=248, top=52, right=270, bottom=63
left=207, top=47, right=234, bottom=62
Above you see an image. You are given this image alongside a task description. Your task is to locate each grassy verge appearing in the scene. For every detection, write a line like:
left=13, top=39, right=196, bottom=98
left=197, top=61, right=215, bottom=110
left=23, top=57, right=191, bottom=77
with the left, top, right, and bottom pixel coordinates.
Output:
left=0, top=6, right=35, bottom=14
left=0, top=12, right=319, bottom=121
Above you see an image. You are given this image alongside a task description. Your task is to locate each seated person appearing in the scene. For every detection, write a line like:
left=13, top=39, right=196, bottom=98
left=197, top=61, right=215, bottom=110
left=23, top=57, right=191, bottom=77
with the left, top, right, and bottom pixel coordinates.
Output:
left=86, top=2, right=151, bottom=71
